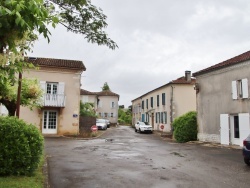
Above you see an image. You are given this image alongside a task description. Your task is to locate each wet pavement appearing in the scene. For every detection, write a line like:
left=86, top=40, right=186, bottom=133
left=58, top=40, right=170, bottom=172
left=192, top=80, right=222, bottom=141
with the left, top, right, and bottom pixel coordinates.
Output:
left=45, top=126, right=250, bottom=188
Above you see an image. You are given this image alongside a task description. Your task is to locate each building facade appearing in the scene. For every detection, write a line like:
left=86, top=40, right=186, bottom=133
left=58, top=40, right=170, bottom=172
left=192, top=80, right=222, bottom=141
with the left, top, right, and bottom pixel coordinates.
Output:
left=20, top=57, right=86, bottom=135
left=193, top=50, right=250, bottom=146
left=132, top=71, right=196, bottom=132
left=80, top=89, right=119, bottom=124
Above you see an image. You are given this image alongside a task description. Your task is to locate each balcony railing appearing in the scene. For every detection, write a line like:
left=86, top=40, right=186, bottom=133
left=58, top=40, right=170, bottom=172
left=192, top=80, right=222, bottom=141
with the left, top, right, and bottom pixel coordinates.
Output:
left=42, top=94, right=66, bottom=107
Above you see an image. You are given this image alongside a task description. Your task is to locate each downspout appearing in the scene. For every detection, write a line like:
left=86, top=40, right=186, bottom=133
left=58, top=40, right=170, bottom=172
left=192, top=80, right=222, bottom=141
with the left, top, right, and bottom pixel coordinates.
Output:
left=170, top=85, right=174, bottom=134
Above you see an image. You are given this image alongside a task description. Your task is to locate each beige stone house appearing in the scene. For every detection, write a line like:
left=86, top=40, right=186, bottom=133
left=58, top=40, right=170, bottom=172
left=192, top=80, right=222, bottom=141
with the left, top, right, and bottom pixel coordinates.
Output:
left=20, top=57, right=86, bottom=135
left=131, top=71, right=196, bottom=132
left=193, top=50, right=250, bottom=146
left=80, top=89, right=119, bottom=124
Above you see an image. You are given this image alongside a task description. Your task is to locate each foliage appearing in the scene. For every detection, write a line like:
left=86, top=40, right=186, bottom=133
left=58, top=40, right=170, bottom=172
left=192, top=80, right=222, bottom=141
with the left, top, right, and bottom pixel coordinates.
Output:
left=173, top=111, right=197, bottom=143
left=0, top=78, right=43, bottom=116
left=0, top=155, right=45, bottom=188
left=118, top=108, right=132, bottom=125
left=101, top=82, right=111, bottom=91
left=0, top=116, right=44, bottom=176
left=80, top=101, right=96, bottom=117
left=48, top=0, right=118, bottom=50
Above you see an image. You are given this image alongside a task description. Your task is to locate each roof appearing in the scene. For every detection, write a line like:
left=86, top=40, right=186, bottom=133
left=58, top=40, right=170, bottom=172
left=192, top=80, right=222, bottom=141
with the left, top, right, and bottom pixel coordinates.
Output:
left=193, top=50, right=250, bottom=76
left=80, top=89, right=119, bottom=98
left=131, top=75, right=195, bottom=102
left=26, top=57, right=86, bottom=71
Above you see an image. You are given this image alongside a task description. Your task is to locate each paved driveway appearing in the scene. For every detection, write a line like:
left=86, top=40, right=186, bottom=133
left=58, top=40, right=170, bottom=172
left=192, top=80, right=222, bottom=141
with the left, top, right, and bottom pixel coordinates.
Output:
left=45, top=126, right=250, bottom=188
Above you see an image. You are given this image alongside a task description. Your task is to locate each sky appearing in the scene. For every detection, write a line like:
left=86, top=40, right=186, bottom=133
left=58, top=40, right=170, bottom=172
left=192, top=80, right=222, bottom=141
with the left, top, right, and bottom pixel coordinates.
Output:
left=28, top=0, right=250, bottom=108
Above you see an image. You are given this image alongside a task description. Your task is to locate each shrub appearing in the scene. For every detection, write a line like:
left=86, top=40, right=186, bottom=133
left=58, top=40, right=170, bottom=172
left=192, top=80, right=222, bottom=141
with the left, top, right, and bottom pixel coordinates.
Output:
left=0, top=116, right=44, bottom=176
left=173, top=111, right=197, bottom=143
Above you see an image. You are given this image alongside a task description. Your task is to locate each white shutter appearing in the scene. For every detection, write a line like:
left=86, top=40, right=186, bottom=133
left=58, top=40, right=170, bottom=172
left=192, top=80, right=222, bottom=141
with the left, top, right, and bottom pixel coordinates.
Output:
left=113, top=112, right=116, bottom=117
left=239, top=113, right=250, bottom=147
left=242, top=78, right=249, bottom=99
left=40, top=81, right=46, bottom=105
left=58, top=82, right=65, bottom=95
left=232, top=81, right=237, bottom=99
left=220, top=114, right=230, bottom=145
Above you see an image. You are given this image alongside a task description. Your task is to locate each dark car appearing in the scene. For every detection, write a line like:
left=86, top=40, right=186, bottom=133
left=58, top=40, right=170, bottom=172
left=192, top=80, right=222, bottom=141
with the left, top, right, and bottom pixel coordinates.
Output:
left=243, top=134, right=250, bottom=166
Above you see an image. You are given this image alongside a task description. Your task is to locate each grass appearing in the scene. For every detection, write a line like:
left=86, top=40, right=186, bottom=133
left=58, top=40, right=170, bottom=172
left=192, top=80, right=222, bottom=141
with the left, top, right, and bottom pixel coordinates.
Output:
left=0, top=155, right=45, bottom=188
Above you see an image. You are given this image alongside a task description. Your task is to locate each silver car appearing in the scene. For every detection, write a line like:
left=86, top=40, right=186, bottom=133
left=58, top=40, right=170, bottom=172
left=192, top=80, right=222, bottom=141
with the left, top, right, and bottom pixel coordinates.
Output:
left=96, top=119, right=107, bottom=130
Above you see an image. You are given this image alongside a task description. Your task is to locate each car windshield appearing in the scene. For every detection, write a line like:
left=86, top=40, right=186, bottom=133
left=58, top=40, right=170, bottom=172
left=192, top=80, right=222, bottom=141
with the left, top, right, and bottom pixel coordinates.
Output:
left=138, top=122, right=146, bottom=125
left=144, top=122, right=149, bottom=125
left=96, top=119, right=106, bottom=123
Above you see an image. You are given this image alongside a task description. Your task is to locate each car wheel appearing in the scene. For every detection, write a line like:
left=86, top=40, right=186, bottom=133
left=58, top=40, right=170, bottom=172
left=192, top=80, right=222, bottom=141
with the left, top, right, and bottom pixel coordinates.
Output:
left=139, top=128, right=142, bottom=133
left=244, top=158, right=250, bottom=166
left=135, top=128, right=137, bottom=132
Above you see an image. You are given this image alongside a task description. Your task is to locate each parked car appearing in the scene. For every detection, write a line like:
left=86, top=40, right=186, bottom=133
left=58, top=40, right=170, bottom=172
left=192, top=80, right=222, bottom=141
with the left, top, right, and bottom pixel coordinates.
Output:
left=96, top=119, right=107, bottom=130
left=243, top=134, right=250, bottom=166
left=135, top=121, right=153, bottom=133
left=105, top=119, right=110, bottom=128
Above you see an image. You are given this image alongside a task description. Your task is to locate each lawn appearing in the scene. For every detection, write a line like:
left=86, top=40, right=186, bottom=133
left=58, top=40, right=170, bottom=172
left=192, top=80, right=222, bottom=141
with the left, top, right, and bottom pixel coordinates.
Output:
left=0, top=155, right=46, bottom=188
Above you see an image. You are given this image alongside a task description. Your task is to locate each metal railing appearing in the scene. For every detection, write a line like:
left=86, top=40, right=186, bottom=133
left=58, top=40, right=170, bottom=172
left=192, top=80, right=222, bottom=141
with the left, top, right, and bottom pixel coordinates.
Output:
left=42, top=94, right=66, bottom=107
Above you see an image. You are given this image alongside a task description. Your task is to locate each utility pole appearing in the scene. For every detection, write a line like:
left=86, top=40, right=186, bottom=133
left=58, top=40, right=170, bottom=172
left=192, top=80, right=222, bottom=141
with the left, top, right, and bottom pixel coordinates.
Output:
left=16, top=72, right=22, bottom=118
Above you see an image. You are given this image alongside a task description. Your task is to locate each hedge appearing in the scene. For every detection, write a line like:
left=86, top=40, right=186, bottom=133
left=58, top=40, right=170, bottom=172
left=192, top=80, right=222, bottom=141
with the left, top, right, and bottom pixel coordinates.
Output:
left=0, top=116, right=44, bottom=176
left=173, top=111, right=197, bottom=143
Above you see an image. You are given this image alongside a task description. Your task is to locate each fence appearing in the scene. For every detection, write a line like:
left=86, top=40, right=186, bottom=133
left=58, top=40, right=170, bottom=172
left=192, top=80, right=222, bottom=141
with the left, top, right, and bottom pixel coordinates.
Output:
left=79, top=116, right=96, bottom=135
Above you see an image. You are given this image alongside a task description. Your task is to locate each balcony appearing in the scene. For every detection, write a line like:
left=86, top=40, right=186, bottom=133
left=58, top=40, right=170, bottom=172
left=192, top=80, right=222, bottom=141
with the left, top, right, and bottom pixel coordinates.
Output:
left=42, top=94, right=66, bottom=107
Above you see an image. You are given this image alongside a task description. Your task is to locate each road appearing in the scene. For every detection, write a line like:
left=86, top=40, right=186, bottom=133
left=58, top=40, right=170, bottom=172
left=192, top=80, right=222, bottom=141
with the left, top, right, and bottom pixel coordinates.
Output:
left=45, top=126, right=250, bottom=188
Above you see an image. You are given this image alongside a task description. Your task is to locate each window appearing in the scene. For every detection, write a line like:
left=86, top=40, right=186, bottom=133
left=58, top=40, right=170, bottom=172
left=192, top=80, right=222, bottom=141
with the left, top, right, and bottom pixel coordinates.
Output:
left=111, top=102, right=115, bottom=108
left=161, top=112, right=164, bottom=123
left=111, top=113, right=113, bottom=117
left=232, top=78, right=248, bottom=99
left=146, top=99, right=148, bottom=109
left=162, top=93, right=166, bottom=105
left=163, top=112, right=167, bottom=124
left=142, top=100, right=144, bottom=109
left=104, top=113, right=108, bottom=118
left=157, top=95, right=159, bottom=107
left=151, top=97, right=153, bottom=108
left=234, top=116, right=240, bottom=139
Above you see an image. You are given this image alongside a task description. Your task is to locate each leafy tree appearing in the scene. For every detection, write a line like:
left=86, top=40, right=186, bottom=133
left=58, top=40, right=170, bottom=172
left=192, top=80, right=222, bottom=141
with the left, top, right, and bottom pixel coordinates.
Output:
left=101, top=82, right=111, bottom=91
left=0, top=78, right=43, bottom=116
left=80, top=101, right=97, bottom=117
left=118, top=108, right=132, bottom=125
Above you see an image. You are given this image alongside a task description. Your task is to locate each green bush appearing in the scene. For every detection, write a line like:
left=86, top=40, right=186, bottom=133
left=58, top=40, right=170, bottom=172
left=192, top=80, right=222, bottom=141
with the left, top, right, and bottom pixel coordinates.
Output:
left=0, top=116, right=44, bottom=176
left=173, top=111, right=197, bottom=143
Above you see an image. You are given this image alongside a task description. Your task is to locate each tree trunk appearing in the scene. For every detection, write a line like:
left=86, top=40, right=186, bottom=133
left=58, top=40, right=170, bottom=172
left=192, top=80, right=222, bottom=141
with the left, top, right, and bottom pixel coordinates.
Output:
left=0, top=98, right=16, bottom=116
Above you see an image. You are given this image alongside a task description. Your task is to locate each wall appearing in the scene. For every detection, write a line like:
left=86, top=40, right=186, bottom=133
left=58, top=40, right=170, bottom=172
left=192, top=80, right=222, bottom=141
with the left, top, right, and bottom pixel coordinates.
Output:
left=196, top=61, right=250, bottom=143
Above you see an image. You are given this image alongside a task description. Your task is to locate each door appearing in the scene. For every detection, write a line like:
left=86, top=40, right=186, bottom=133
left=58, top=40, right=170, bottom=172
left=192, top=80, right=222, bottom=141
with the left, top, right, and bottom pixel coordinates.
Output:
left=220, top=114, right=229, bottom=145
left=239, top=113, right=250, bottom=147
left=151, top=113, right=154, bottom=129
left=230, top=115, right=240, bottom=145
left=42, top=111, right=58, bottom=134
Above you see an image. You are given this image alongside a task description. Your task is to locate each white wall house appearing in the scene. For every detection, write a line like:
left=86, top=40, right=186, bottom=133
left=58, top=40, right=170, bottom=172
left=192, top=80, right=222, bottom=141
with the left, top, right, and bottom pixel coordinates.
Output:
left=0, top=103, right=8, bottom=116
left=193, top=50, right=250, bottom=146
left=20, top=57, right=86, bottom=135
left=132, top=71, right=196, bottom=132
left=80, top=89, right=119, bottom=124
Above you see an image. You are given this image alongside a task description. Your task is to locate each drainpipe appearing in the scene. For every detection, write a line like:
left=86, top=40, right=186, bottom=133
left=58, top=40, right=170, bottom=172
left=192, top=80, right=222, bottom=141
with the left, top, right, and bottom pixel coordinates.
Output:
left=170, top=85, right=174, bottom=134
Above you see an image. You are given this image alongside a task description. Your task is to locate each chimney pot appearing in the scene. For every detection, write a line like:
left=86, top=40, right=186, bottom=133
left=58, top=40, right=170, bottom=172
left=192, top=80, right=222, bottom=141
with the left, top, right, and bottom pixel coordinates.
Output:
left=185, top=71, right=191, bottom=82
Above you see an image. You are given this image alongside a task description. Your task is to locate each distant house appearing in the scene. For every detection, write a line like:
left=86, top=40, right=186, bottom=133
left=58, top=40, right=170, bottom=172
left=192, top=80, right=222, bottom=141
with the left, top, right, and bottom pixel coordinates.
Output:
left=131, top=71, right=196, bottom=132
left=20, top=57, right=86, bottom=135
left=193, top=50, right=250, bottom=146
left=80, top=89, right=119, bottom=124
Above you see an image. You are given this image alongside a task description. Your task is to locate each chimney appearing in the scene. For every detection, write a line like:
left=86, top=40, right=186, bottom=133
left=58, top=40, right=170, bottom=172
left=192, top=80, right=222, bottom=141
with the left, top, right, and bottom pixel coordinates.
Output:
left=185, top=71, right=191, bottom=82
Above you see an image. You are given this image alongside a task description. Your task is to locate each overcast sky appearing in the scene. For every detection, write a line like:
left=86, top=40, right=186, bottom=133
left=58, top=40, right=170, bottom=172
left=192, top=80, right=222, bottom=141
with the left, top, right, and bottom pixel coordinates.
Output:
left=29, top=0, right=250, bottom=108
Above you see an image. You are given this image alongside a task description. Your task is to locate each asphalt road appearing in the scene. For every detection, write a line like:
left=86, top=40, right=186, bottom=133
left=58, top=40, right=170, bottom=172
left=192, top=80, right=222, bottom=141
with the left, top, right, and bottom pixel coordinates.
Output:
left=45, top=126, right=250, bottom=188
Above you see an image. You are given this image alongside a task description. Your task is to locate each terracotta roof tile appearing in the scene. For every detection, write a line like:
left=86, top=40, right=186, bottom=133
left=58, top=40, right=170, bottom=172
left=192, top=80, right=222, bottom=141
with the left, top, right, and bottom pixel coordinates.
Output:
left=80, top=89, right=119, bottom=98
left=26, top=57, right=86, bottom=71
left=170, top=77, right=196, bottom=84
left=193, top=50, right=250, bottom=76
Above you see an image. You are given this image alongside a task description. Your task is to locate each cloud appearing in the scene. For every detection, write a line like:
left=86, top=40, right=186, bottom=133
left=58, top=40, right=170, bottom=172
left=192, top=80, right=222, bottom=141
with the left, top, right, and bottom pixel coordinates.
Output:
left=29, top=0, right=250, bottom=108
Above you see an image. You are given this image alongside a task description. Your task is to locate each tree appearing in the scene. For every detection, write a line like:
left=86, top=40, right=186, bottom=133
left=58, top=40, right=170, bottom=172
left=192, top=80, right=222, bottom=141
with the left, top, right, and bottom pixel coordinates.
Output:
left=0, top=0, right=117, bottom=115
left=0, top=78, right=43, bottom=116
left=101, top=82, right=111, bottom=91
left=80, top=101, right=96, bottom=117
